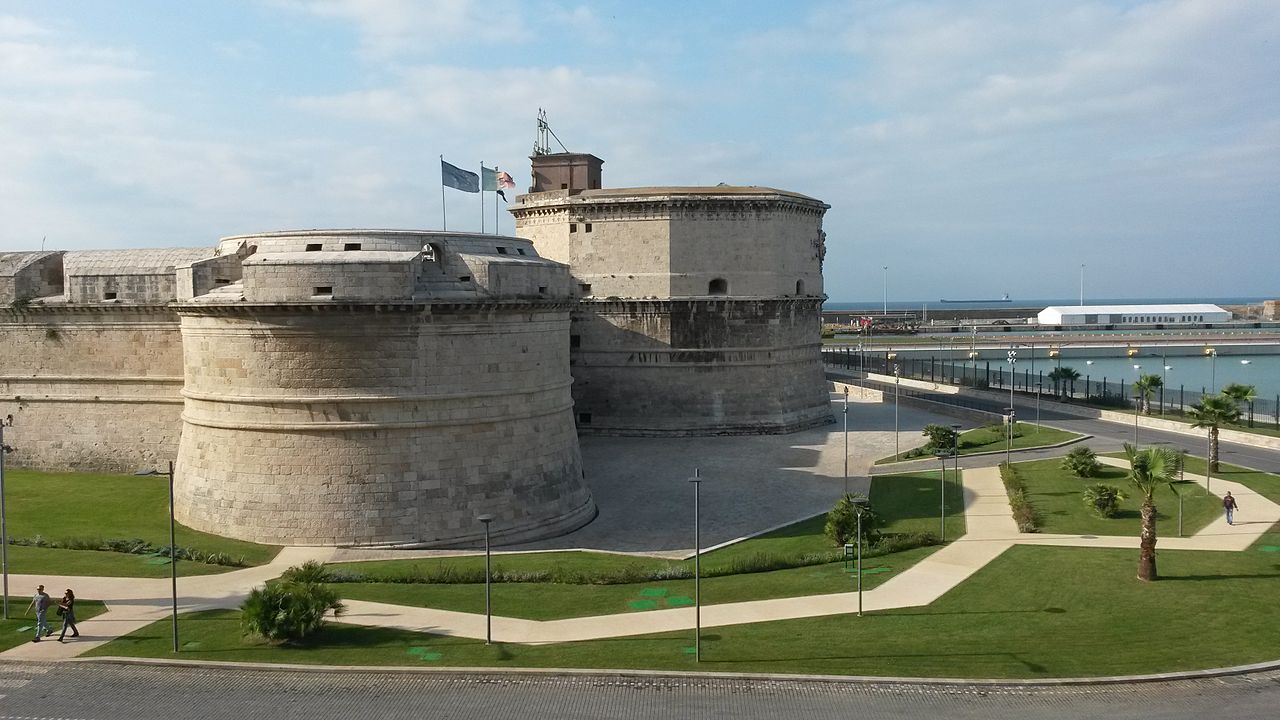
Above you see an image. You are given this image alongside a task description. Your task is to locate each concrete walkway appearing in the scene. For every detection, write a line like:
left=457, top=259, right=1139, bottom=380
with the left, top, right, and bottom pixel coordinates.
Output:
left=3, top=458, right=1277, bottom=653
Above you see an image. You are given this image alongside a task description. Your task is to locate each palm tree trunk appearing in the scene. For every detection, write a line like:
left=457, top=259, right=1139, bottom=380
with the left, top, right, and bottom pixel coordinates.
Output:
left=1210, top=427, right=1220, bottom=473
left=1143, top=395, right=1151, bottom=415
left=1137, top=497, right=1158, bottom=581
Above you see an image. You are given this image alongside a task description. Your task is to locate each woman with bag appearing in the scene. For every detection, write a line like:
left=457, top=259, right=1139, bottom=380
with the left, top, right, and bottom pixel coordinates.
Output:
left=57, top=589, right=79, bottom=641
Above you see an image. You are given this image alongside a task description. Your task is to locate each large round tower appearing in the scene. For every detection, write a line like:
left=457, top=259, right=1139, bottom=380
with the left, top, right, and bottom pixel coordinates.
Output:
left=172, top=230, right=595, bottom=547
left=511, top=156, right=833, bottom=435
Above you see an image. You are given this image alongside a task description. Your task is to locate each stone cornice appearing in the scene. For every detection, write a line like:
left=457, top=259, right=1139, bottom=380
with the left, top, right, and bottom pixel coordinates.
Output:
left=172, top=299, right=578, bottom=316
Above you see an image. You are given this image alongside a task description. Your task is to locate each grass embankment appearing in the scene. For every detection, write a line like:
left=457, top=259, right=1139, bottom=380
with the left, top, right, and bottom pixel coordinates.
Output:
left=316, top=472, right=962, bottom=621
left=877, top=424, right=1083, bottom=464
left=1011, top=459, right=1220, bottom=537
left=3, top=469, right=280, bottom=575
left=0, top=598, right=107, bottom=653
left=90, top=540, right=1280, bottom=678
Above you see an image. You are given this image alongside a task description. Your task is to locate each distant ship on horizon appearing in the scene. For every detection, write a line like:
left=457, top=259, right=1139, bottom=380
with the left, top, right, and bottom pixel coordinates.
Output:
left=939, top=293, right=1011, bottom=304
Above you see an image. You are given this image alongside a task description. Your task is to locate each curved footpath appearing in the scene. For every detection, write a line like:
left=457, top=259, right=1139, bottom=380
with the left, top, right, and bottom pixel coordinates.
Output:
left=3, top=456, right=1276, bottom=661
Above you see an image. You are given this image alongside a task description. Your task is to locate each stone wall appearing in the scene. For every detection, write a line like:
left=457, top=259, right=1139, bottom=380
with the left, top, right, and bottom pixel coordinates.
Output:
left=570, top=298, right=832, bottom=435
left=174, top=302, right=595, bottom=546
left=0, top=306, right=183, bottom=472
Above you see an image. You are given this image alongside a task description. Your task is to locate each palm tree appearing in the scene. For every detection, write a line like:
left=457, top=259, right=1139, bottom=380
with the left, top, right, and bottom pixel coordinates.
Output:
left=1048, top=366, right=1081, bottom=399
left=1124, top=443, right=1180, bottom=582
left=1220, top=382, right=1257, bottom=423
left=1187, top=395, right=1241, bottom=472
left=1132, top=373, right=1163, bottom=414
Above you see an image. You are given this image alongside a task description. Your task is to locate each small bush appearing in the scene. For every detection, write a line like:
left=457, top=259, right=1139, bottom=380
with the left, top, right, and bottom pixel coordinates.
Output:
left=999, top=463, right=1041, bottom=533
left=824, top=493, right=881, bottom=547
left=921, top=424, right=958, bottom=453
left=241, top=571, right=345, bottom=644
left=1082, top=484, right=1126, bottom=518
left=1061, top=446, right=1102, bottom=478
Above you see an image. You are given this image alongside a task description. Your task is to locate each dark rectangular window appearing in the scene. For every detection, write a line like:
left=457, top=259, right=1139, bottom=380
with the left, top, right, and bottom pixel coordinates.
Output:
left=214, top=278, right=230, bottom=285
left=344, top=243, right=361, bottom=251
left=103, top=291, right=117, bottom=300
left=569, top=223, right=578, bottom=233
left=306, top=243, right=322, bottom=251
left=584, top=223, right=593, bottom=233
left=579, top=283, right=592, bottom=295
left=578, top=412, right=592, bottom=424
left=538, top=286, right=547, bottom=294
left=496, top=247, right=508, bottom=254
left=570, top=334, right=581, bottom=348
left=516, top=248, right=526, bottom=255
left=459, top=276, right=471, bottom=282
left=313, top=286, right=333, bottom=295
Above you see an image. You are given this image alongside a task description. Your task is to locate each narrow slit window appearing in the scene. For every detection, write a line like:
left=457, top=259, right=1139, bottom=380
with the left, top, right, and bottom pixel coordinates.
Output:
left=103, top=291, right=117, bottom=300
left=313, top=286, right=333, bottom=295
left=496, top=247, right=508, bottom=254
left=306, top=243, right=323, bottom=251
left=343, top=243, right=361, bottom=251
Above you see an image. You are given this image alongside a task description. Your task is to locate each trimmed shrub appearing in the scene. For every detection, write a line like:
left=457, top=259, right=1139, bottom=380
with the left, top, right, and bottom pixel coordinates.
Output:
left=824, top=493, right=882, bottom=547
left=1061, top=446, right=1102, bottom=478
left=921, top=424, right=958, bottom=453
left=241, top=572, right=345, bottom=643
left=6, top=535, right=247, bottom=567
left=1082, top=484, right=1126, bottom=518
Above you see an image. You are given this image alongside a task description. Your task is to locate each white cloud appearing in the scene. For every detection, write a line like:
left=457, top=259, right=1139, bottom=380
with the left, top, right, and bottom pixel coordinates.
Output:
left=274, top=0, right=526, bottom=58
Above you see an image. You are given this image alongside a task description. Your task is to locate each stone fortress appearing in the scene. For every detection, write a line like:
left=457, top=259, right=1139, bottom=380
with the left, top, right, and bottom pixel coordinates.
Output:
left=0, top=152, right=831, bottom=548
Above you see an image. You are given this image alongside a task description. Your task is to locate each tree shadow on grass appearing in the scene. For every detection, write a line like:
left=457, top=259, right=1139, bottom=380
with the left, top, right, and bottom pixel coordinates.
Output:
left=1159, top=567, right=1280, bottom=582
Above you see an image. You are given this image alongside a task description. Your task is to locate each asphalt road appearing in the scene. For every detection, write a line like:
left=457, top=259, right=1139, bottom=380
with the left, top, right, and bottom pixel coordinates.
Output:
left=858, top=375, right=1280, bottom=474
left=3, top=663, right=1280, bottom=719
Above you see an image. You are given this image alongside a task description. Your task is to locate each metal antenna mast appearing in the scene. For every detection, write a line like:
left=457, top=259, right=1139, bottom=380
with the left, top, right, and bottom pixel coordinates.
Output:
left=533, top=108, right=570, bottom=156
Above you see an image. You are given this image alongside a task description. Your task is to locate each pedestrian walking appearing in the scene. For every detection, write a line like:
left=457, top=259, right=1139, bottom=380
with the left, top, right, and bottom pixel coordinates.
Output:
left=25, top=585, right=52, bottom=642
left=57, top=589, right=80, bottom=641
left=1223, top=491, right=1239, bottom=526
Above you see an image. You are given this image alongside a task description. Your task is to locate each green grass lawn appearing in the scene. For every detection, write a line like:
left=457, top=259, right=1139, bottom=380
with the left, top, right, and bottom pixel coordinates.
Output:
left=3, top=469, right=280, bottom=574
left=88, top=539, right=1280, bottom=678
left=877, top=424, right=1082, bottom=464
left=319, top=471, right=959, bottom=620
left=0, top=598, right=106, bottom=652
left=1013, top=458, right=1220, bottom=536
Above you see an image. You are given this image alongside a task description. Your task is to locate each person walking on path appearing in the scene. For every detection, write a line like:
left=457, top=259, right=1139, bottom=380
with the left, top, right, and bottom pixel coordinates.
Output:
left=26, top=585, right=52, bottom=642
left=1223, top=491, right=1239, bottom=525
left=57, top=588, right=80, bottom=641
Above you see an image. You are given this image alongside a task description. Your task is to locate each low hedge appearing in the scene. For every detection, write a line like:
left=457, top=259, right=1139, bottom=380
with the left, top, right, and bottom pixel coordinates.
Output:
left=325, top=532, right=940, bottom=586
left=7, top=535, right=248, bottom=567
left=999, top=463, right=1041, bottom=533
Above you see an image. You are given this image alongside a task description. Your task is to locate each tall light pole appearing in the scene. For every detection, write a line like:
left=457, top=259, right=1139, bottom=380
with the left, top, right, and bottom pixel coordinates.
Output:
left=1005, top=407, right=1016, bottom=466
left=892, top=361, right=901, bottom=458
left=134, top=461, right=177, bottom=653
left=1133, top=394, right=1142, bottom=445
left=950, top=423, right=962, bottom=482
left=476, top=514, right=494, bottom=644
left=1205, top=347, right=1217, bottom=393
left=1007, top=348, right=1017, bottom=410
left=689, top=468, right=702, bottom=662
left=1079, top=263, right=1085, bottom=306
left=935, top=451, right=949, bottom=542
left=882, top=265, right=889, bottom=315
left=1035, top=382, right=1042, bottom=432
left=0, top=414, right=12, bottom=620
left=842, top=388, right=850, bottom=496
left=852, top=497, right=867, bottom=617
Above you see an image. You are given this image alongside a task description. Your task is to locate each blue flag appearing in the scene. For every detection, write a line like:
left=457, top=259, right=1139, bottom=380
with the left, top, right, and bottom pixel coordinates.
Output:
left=441, top=160, right=479, bottom=193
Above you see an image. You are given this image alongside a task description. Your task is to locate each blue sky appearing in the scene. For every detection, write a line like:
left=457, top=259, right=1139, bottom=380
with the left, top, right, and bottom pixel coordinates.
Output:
left=1, top=1, right=1277, bottom=302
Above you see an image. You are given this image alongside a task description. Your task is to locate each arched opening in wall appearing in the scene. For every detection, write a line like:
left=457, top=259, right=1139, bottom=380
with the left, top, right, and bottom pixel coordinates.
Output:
left=708, top=278, right=728, bottom=295
left=424, top=243, right=445, bottom=272
left=795, top=279, right=805, bottom=296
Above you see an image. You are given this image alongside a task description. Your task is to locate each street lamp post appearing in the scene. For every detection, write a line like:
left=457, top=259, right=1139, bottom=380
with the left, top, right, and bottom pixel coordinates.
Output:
left=892, top=362, right=901, bottom=458
left=852, top=496, right=868, bottom=617
left=1005, top=407, right=1016, bottom=466
left=935, top=451, right=949, bottom=542
left=1079, top=263, right=1085, bottom=306
left=1133, top=394, right=1142, bottom=444
left=0, top=414, right=12, bottom=620
left=1007, top=347, right=1017, bottom=410
left=842, top=388, right=849, bottom=496
left=476, top=514, right=494, bottom=644
left=1035, top=382, right=1042, bottom=432
left=689, top=468, right=702, bottom=661
left=134, top=461, right=178, bottom=653
left=882, top=266, right=889, bottom=315
left=1205, top=347, right=1217, bottom=393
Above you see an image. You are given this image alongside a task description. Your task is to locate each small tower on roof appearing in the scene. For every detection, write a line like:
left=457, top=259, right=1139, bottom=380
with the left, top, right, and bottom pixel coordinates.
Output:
left=528, top=109, right=604, bottom=193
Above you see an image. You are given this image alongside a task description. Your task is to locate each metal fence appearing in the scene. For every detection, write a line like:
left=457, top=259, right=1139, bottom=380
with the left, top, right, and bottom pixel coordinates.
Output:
left=821, top=347, right=1280, bottom=428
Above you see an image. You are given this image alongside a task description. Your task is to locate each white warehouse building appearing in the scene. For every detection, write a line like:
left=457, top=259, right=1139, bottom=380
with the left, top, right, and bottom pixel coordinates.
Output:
left=1037, top=304, right=1232, bottom=326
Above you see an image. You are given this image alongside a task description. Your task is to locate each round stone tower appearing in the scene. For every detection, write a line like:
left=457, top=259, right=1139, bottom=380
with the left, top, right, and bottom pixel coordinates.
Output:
left=172, top=229, right=595, bottom=547
left=511, top=166, right=833, bottom=436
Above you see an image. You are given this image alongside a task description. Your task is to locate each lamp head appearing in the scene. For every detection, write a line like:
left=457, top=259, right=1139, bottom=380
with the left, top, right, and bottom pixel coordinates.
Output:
left=476, top=514, right=495, bottom=524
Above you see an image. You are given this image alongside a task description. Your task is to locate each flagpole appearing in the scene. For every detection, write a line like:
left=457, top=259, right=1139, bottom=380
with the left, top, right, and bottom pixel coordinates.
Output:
left=480, top=161, right=485, bottom=234
left=440, top=155, right=448, bottom=231
left=495, top=166, right=500, bottom=235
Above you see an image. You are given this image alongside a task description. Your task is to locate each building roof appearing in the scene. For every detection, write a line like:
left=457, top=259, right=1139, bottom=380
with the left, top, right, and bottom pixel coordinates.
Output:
left=1040, top=304, right=1228, bottom=315
left=0, top=251, right=58, bottom=277
left=512, top=185, right=829, bottom=209
left=63, top=248, right=215, bottom=276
